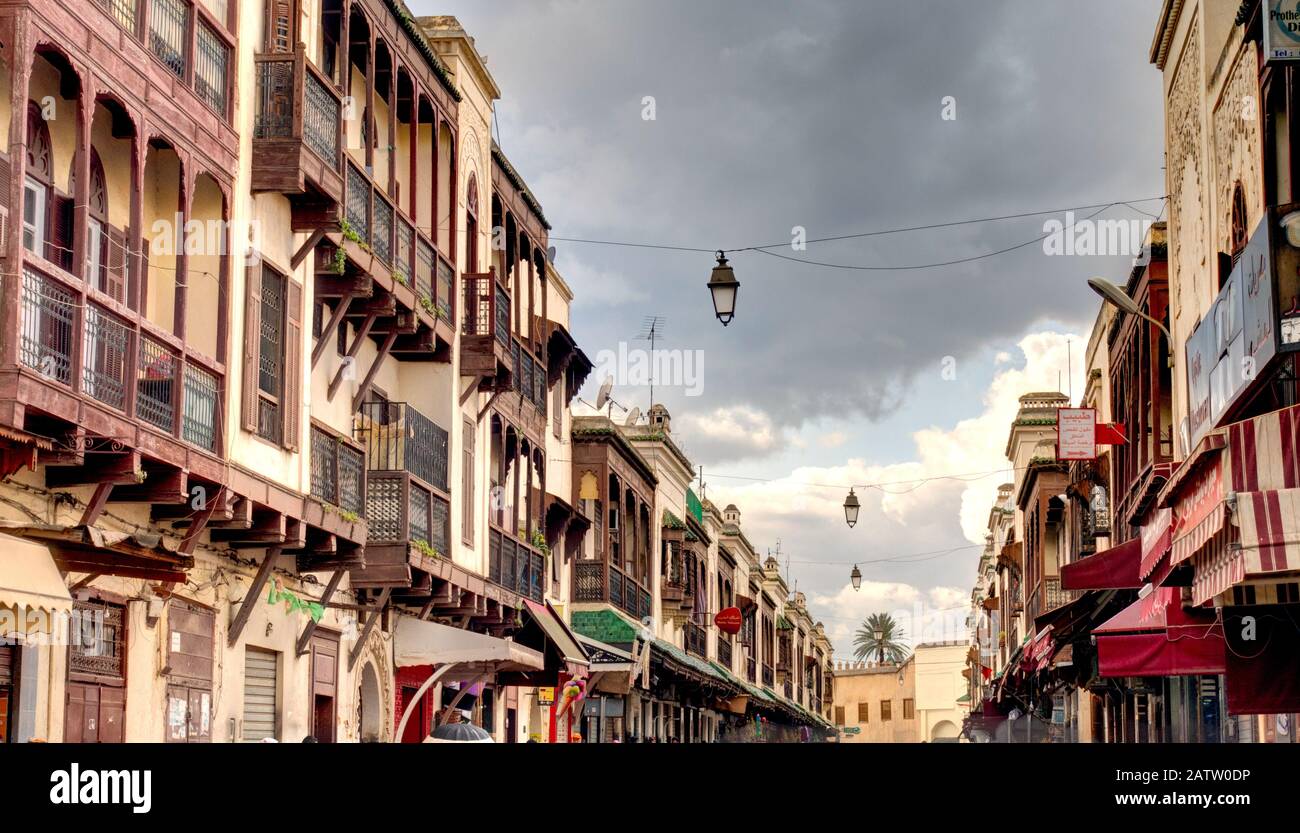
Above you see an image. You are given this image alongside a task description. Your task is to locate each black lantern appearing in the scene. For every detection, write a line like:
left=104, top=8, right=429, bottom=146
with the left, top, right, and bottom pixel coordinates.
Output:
left=850, top=564, right=862, bottom=591
left=843, top=488, right=860, bottom=529
left=708, top=251, right=739, bottom=326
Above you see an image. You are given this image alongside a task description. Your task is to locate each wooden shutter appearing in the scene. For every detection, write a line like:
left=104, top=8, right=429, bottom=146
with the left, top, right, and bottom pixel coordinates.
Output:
left=106, top=226, right=127, bottom=303
left=241, top=263, right=263, bottom=432
left=0, top=155, right=10, bottom=250
left=242, top=648, right=278, bottom=741
left=462, top=418, right=474, bottom=546
left=48, top=192, right=74, bottom=269
left=282, top=279, right=303, bottom=451
left=268, top=0, right=296, bottom=53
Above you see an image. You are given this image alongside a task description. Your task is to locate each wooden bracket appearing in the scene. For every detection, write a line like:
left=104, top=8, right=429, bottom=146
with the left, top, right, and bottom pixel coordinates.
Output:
left=348, top=587, right=392, bottom=671
left=296, top=569, right=346, bottom=657
left=226, top=546, right=282, bottom=648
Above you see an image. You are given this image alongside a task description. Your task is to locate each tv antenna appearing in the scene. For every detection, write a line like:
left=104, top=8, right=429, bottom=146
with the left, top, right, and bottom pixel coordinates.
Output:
left=636, top=315, right=666, bottom=409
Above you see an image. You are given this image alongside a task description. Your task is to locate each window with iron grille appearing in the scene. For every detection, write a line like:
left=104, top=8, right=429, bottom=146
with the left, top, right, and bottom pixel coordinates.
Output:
left=310, top=426, right=364, bottom=517
left=194, top=19, right=229, bottom=116
left=95, top=0, right=138, bottom=30
left=257, top=268, right=285, bottom=444
left=150, top=0, right=189, bottom=78
left=69, top=600, right=126, bottom=681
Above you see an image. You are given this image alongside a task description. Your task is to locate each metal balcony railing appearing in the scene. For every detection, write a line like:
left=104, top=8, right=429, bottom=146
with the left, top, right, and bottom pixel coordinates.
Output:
left=356, top=401, right=448, bottom=492
left=717, top=638, right=733, bottom=668
left=571, top=560, right=650, bottom=620
left=310, top=426, right=365, bottom=518
left=20, top=265, right=221, bottom=453
left=763, top=664, right=775, bottom=687
left=686, top=622, right=707, bottom=658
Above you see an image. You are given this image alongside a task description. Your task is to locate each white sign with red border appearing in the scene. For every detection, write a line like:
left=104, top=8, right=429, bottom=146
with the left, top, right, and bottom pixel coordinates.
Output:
left=1057, top=408, right=1097, bottom=461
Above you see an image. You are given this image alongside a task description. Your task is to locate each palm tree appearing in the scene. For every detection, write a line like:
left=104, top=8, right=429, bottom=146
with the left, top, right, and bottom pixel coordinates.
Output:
left=852, top=612, right=909, bottom=664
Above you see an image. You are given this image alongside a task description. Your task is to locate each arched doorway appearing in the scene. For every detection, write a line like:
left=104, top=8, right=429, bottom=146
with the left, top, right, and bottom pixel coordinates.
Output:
left=930, top=719, right=960, bottom=742
left=358, top=661, right=383, bottom=743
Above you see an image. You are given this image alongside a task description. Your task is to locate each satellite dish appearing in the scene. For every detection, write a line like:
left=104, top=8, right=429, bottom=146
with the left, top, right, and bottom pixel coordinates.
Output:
left=595, top=377, right=614, bottom=410
left=547, top=246, right=557, bottom=263
left=624, top=407, right=641, bottom=426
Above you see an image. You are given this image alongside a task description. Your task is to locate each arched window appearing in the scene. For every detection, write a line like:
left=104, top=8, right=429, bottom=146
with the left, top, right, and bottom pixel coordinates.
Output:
left=70, top=150, right=116, bottom=297
left=1230, top=181, right=1248, bottom=257
left=22, top=102, right=53, bottom=255
left=465, top=174, right=479, bottom=272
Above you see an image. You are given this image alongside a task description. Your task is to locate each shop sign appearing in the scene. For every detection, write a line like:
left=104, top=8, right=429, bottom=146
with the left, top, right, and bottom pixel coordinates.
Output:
left=715, top=607, right=743, bottom=635
left=538, top=687, right=555, bottom=706
left=1057, top=408, right=1096, bottom=461
left=1186, top=216, right=1278, bottom=448
left=1265, top=1, right=1300, bottom=61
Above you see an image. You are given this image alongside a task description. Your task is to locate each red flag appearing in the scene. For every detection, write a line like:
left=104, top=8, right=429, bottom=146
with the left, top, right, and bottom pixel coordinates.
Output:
left=1096, top=422, right=1127, bottom=446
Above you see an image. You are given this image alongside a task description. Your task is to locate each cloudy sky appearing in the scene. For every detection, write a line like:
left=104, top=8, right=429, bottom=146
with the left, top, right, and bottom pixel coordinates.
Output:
left=428, top=0, right=1166, bottom=656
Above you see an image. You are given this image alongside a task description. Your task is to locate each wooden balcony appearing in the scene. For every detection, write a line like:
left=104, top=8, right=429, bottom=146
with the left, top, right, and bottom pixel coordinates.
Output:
left=461, top=272, right=513, bottom=386
left=685, top=621, right=707, bottom=658
left=347, top=402, right=450, bottom=588
left=488, top=527, right=547, bottom=604
left=572, top=560, right=652, bottom=621
left=252, top=47, right=344, bottom=227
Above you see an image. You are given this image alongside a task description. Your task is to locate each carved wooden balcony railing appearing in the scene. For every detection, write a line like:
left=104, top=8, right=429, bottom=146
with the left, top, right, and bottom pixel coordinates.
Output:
left=572, top=560, right=651, bottom=620
left=252, top=47, right=343, bottom=215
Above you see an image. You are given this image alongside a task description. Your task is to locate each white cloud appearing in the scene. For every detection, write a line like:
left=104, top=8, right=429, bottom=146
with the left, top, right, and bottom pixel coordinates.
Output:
left=703, top=330, right=1081, bottom=654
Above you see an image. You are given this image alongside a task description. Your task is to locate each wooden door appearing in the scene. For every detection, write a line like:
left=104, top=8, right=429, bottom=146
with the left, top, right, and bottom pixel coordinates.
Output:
left=309, top=632, right=338, bottom=742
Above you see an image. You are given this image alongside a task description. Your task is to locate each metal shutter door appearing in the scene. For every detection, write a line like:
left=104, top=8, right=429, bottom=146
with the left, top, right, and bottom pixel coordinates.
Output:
left=243, top=648, right=278, bottom=741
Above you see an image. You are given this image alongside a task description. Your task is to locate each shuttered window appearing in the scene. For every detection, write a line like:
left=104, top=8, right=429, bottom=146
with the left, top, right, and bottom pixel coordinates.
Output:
left=903, top=698, right=914, bottom=720
left=834, top=706, right=845, bottom=726
left=462, top=418, right=475, bottom=546
left=880, top=699, right=892, bottom=721
left=857, top=702, right=870, bottom=723
left=242, top=264, right=302, bottom=450
left=243, top=648, right=279, bottom=741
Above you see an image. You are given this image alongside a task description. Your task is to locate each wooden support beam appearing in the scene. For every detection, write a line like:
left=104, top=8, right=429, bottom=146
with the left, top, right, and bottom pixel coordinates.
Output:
left=458, top=377, right=481, bottom=408
left=348, top=587, right=392, bottom=671
left=47, top=451, right=141, bottom=488
left=206, top=497, right=253, bottom=530
left=226, top=547, right=282, bottom=648
left=68, top=573, right=102, bottom=593
left=477, top=389, right=503, bottom=424
left=296, top=569, right=346, bottom=657
left=106, top=469, right=188, bottom=504
left=79, top=483, right=114, bottom=527
left=311, top=289, right=356, bottom=371
left=178, top=488, right=223, bottom=556
left=315, top=273, right=372, bottom=298
left=291, top=228, right=326, bottom=271
left=351, top=329, right=398, bottom=411
left=327, top=312, right=378, bottom=400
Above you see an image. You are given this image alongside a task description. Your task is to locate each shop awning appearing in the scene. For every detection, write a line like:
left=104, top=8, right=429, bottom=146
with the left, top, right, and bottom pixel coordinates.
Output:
left=393, top=615, right=544, bottom=673
left=1223, top=604, right=1300, bottom=715
left=0, top=532, right=73, bottom=636
left=0, top=521, right=192, bottom=582
left=522, top=600, right=590, bottom=669
left=1138, top=507, right=1173, bottom=582
left=1060, top=538, right=1142, bottom=591
left=1235, top=489, right=1300, bottom=576
left=1094, top=587, right=1224, bottom=677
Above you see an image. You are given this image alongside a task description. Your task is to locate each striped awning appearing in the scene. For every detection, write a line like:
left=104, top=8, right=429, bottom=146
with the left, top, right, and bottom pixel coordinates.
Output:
left=1192, top=536, right=1245, bottom=607
left=1171, top=502, right=1228, bottom=567
left=1235, top=488, right=1300, bottom=576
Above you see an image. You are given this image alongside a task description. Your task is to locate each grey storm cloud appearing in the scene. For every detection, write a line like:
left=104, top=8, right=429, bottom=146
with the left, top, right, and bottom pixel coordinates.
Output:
left=431, top=0, right=1165, bottom=462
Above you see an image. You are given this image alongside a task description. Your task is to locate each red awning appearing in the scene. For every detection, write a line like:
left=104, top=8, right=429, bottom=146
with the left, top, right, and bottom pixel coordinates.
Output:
left=1060, top=537, right=1141, bottom=591
left=1138, top=507, right=1173, bottom=581
left=1235, top=489, right=1300, bottom=576
left=1094, top=587, right=1224, bottom=677
left=1223, top=604, right=1300, bottom=715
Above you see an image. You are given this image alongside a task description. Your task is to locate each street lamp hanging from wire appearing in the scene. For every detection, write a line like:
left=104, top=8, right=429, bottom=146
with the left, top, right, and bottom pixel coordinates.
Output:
left=708, top=251, right=739, bottom=326
left=843, top=488, right=860, bottom=528
left=850, top=564, right=862, bottom=591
